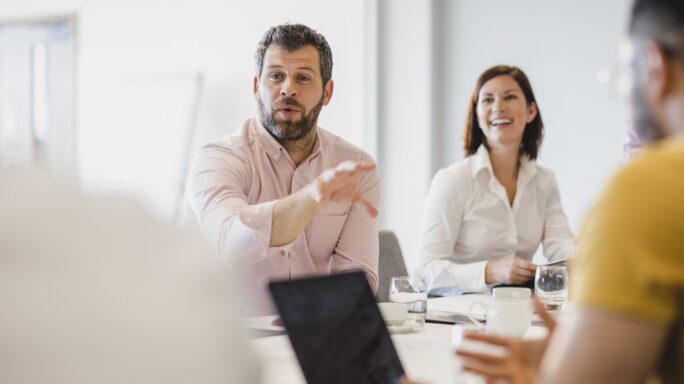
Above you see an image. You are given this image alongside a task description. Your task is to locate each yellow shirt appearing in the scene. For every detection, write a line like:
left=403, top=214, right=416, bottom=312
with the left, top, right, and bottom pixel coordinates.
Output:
left=573, top=137, right=684, bottom=382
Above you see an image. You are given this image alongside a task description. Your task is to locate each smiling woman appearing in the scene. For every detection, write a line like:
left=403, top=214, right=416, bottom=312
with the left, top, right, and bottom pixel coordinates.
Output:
left=465, top=66, right=543, bottom=160
left=414, top=65, right=575, bottom=297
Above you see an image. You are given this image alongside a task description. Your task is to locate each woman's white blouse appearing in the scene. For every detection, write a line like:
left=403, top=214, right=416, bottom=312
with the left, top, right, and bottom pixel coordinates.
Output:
left=415, top=146, right=575, bottom=296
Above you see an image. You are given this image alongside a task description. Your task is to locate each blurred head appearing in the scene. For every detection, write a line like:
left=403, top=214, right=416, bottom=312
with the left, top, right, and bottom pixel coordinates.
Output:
left=625, top=0, right=684, bottom=141
left=464, top=65, right=543, bottom=159
left=253, top=24, right=334, bottom=142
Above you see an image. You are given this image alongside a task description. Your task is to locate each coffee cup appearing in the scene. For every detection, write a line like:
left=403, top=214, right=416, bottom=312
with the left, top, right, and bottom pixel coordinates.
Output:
left=492, top=287, right=531, bottom=301
left=467, top=287, right=532, bottom=338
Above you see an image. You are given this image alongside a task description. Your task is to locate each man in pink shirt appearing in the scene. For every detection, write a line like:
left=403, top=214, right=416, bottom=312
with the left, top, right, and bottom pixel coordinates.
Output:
left=188, top=24, right=381, bottom=314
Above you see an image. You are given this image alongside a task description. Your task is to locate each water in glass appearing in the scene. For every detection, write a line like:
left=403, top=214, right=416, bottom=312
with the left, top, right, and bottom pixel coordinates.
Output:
left=535, top=265, right=568, bottom=311
left=389, top=277, right=427, bottom=327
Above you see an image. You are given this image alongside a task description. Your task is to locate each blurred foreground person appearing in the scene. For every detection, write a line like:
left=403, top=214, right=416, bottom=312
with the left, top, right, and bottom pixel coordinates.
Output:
left=0, top=171, right=259, bottom=384
left=456, top=0, right=684, bottom=383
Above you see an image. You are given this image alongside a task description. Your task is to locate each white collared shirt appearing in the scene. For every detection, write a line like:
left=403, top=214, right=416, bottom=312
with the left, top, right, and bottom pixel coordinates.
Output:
left=415, top=145, right=575, bottom=295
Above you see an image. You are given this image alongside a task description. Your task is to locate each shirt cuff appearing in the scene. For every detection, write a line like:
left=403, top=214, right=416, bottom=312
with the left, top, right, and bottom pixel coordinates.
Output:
left=226, top=200, right=297, bottom=266
left=426, top=259, right=491, bottom=294
left=448, top=260, right=489, bottom=293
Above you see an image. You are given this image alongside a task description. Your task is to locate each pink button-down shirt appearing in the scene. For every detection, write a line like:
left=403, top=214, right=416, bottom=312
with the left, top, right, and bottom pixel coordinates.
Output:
left=188, top=118, right=381, bottom=314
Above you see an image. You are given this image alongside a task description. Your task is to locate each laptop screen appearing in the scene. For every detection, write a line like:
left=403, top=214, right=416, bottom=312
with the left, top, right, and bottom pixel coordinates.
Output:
left=268, top=272, right=405, bottom=384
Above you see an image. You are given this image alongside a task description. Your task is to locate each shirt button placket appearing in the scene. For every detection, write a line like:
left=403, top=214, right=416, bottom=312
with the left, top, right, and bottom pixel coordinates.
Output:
left=291, top=162, right=308, bottom=194
left=508, top=211, right=517, bottom=251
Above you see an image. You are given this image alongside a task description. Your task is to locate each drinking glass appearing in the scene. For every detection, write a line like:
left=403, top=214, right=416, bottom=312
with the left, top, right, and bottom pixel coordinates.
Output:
left=389, top=276, right=427, bottom=328
left=535, top=265, right=568, bottom=311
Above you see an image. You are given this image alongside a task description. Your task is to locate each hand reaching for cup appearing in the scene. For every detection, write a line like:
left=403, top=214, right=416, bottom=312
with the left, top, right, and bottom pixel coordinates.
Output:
left=485, top=255, right=537, bottom=285
left=456, top=298, right=557, bottom=384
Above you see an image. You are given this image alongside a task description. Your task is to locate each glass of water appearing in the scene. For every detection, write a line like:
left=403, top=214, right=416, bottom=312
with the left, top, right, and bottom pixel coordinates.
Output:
left=389, top=276, right=427, bottom=328
left=535, top=265, right=568, bottom=312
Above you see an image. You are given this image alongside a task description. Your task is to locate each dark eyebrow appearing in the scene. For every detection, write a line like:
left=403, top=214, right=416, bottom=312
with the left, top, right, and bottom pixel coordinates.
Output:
left=264, top=64, right=284, bottom=72
left=481, top=88, right=521, bottom=96
left=297, top=66, right=317, bottom=74
left=265, top=64, right=317, bottom=74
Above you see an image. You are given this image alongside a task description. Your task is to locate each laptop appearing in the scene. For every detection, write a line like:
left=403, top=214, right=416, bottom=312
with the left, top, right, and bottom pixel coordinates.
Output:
left=268, top=272, right=405, bottom=384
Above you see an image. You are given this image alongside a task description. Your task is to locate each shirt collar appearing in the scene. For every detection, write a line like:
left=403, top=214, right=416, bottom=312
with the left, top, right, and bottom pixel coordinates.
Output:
left=518, top=153, right=538, bottom=181
left=469, top=144, right=538, bottom=180
left=309, top=130, right=323, bottom=160
left=254, top=118, right=285, bottom=161
left=469, top=145, right=494, bottom=177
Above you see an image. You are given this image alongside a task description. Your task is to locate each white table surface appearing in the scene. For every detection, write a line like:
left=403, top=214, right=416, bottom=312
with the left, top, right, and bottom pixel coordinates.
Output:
left=249, top=295, right=548, bottom=384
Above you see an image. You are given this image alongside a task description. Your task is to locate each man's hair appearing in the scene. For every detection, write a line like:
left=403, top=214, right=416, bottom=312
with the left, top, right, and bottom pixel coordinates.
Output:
left=463, top=65, right=544, bottom=160
left=630, top=0, right=684, bottom=67
left=255, top=23, right=333, bottom=86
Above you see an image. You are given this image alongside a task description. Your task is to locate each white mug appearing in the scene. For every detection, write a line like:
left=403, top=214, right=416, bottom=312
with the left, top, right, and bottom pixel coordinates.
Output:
left=468, top=287, right=533, bottom=338
left=492, top=287, right=531, bottom=301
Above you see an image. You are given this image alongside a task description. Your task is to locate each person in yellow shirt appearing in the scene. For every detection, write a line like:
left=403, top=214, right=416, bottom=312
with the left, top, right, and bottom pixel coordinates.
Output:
left=456, top=0, right=684, bottom=382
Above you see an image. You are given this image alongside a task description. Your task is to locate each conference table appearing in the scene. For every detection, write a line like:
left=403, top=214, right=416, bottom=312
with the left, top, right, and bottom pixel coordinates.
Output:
left=246, top=294, right=549, bottom=384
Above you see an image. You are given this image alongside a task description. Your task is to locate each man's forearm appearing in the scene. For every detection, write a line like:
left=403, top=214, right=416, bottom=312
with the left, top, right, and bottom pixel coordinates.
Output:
left=270, top=187, right=320, bottom=246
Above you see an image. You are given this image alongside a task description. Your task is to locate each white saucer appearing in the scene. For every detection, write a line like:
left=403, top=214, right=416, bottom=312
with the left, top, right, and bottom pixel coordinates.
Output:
left=387, top=320, right=423, bottom=334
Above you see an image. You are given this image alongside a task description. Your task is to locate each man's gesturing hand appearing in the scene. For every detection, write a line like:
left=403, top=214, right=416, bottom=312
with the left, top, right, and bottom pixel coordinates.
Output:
left=270, top=161, right=377, bottom=246
left=309, top=161, right=378, bottom=217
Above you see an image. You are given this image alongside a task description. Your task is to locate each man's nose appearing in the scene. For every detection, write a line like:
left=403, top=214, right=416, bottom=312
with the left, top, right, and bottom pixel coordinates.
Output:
left=280, top=78, right=298, bottom=97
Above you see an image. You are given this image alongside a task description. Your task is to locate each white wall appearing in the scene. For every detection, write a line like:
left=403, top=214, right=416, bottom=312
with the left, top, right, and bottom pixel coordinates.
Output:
left=376, top=0, right=434, bottom=273
left=0, top=0, right=368, bottom=210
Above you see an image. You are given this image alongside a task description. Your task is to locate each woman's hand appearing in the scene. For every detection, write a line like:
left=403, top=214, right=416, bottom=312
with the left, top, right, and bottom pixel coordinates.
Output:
left=485, top=255, right=537, bottom=285
left=456, top=298, right=556, bottom=384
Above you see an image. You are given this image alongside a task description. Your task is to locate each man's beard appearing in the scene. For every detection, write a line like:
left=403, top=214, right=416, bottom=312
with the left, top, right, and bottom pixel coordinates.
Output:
left=259, top=96, right=324, bottom=142
left=630, top=80, right=664, bottom=143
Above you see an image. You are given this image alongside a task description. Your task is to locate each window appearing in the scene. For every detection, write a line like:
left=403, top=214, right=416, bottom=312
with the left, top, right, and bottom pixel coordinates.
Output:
left=0, top=17, right=76, bottom=176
